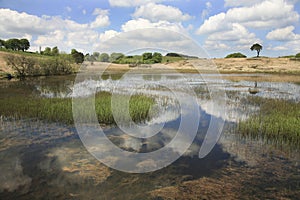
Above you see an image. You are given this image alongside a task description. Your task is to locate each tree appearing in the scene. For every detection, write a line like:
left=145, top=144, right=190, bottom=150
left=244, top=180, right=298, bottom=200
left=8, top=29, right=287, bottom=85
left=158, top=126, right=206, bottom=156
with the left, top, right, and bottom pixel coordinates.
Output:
left=99, top=53, right=110, bottom=62
left=142, top=52, right=153, bottom=61
left=93, top=52, right=100, bottom=60
left=71, top=49, right=84, bottom=64
left=110, top=53, right=124, bottom=63
left=43, top=47, right=52, bottom=56
left=52, top=46, right=59, bottom=56
left=250, top=43, right=262, bottom=57
left=19, top=39, right=30, bottom=51
left=152, top=52, right=163, bottom=63
left=4, top=38, right=21, bottom=51
left=0, top=39, right=5, bottom=48
left=295, top=53, right=300, bottom=58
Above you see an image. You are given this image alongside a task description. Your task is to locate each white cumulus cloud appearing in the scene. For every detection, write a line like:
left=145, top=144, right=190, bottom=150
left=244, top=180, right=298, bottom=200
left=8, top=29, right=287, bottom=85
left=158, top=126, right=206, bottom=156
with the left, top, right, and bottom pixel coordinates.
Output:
left=197, top=0, right=299, bottom=35
left=133, top=3, right=192, bottom=22
left=109, top=0, right=166, bottom=7
left=224, top=0, right=261, bottom=7
left=0, top=8, right=106, bottom=53
left=225, top=0, right=299, bottom=29
left=99, top=30, right=119, bottom=42
left=0, top=8, right=51, bottom=38
left=196, top=0, right=299, bottom=53
left=266, top=26, right=300, bottom=41
left=203, top=24, right=260, bottom=51
left=90, top=8, right=110, bottom=28
left=94, top=18, right=199, bottom=55
left=207, top=24, right=256, bottom=42
left=197, top=13, right=227, bottom=35
left=121, top=18, right=188, bottom=34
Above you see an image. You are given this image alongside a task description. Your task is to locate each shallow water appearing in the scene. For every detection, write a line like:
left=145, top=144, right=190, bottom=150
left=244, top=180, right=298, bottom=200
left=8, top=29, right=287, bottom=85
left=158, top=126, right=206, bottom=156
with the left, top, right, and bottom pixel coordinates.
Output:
left=0, top=73, right=299, bottom=199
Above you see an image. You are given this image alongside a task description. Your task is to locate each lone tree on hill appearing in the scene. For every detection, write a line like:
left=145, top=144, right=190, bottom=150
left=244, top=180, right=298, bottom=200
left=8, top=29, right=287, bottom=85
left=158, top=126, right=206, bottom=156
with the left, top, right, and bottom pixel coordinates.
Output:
left=250, top=43, right=263, bottom=57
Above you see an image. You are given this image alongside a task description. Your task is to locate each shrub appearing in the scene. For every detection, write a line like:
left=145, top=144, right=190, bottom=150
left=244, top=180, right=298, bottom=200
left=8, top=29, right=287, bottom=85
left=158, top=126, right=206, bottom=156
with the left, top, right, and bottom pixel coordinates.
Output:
left=225, top=52, right=247, bottom=58
left=166, top=53, right=182, bottom=57
left=5, top=54, right=76, bottom=78
left=39, top=55, right=74, bottom=75
left=5, top=55, right=38, bottom=78
left=152, top=52, right=163, bottom=63
left=142, top=52, right=153, bottom=61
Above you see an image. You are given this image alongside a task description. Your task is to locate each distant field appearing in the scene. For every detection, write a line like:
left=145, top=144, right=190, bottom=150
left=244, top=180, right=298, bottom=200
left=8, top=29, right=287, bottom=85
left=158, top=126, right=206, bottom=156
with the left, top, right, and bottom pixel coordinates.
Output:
left=1, top=49, right=300, bottom=77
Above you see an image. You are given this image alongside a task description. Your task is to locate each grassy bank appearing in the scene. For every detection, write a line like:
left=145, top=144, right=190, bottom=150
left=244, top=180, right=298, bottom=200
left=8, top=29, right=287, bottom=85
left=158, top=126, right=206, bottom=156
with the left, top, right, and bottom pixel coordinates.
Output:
left=236, top=97, right=300, bottom=147
left=0, top=92, right=154, bottom=125
left=0, top=50, right=80, bottom=79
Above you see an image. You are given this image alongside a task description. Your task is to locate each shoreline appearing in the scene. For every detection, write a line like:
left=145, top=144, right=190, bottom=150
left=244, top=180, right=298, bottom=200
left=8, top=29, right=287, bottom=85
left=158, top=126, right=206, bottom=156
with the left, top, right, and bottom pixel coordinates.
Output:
left=1, top=50, right=300, bottom=78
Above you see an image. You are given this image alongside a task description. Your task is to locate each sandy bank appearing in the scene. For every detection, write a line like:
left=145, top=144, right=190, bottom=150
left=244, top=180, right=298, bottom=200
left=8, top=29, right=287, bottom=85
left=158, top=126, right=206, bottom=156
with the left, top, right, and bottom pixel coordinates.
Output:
left=82, top=57, right=300, bottom=74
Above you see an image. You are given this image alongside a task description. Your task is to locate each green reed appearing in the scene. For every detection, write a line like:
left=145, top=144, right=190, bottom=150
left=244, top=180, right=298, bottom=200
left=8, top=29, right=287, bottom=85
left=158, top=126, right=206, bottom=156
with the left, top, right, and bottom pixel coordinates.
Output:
left=236, top=97, right=300, bottom=147
left=0, top=92, right=154, bottom=125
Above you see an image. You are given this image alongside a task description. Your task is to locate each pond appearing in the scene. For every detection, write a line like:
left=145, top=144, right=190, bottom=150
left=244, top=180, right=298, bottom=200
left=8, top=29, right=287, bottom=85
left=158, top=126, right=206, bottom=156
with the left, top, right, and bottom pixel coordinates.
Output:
left=0, top=73, right=299, bottom=199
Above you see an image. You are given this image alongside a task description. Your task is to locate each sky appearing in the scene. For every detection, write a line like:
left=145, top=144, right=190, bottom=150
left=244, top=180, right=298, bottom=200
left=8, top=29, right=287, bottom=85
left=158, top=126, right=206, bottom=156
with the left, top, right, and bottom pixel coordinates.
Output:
left=0, top=0, right=300, bottom=58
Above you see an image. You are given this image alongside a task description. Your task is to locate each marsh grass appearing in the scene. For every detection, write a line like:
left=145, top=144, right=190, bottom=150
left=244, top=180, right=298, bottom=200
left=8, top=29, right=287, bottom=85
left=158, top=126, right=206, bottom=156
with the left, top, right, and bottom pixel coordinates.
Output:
left=0, top=92, right=154, bottom=125
left=236, top=97, right=300, bottom=147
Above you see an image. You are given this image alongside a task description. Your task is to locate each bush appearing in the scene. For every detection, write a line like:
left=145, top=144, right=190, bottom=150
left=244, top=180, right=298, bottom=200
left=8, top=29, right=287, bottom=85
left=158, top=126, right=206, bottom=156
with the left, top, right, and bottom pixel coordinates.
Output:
left=142, top=52, right=153, bottom=61
left=40, top=56, right=74, bottom=76
left=5, top=55, right=38, bottom=78
left=152, top=52, right=163, bottom=63
left=5, top=54, right=76, bottom=78
left=166, top=53, right=182, bottom=57
left=225, top=52, right=247, bottom=58
left=142, top=52, right=162, bottom=64
left=295, top=53, right=300, bottom=58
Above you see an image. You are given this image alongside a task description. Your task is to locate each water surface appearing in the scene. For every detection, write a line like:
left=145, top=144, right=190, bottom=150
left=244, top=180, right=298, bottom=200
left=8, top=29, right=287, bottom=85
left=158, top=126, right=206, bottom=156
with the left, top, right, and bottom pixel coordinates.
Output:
left=0, top=73, right=299, bottom=199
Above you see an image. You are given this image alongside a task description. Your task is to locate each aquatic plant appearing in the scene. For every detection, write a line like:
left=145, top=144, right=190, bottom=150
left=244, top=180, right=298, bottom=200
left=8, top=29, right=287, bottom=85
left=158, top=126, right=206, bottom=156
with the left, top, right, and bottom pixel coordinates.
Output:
left=0, top=92, right=154, bottom=125
left=236, top=97, right=300, bottom=147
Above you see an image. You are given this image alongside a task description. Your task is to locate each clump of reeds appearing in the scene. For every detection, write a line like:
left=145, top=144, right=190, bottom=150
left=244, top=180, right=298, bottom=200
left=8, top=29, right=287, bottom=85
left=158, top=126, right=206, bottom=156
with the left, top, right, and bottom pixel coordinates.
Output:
left=236, top=96, right=300, bottom=147
left=0, top=92, right=154, bottom=125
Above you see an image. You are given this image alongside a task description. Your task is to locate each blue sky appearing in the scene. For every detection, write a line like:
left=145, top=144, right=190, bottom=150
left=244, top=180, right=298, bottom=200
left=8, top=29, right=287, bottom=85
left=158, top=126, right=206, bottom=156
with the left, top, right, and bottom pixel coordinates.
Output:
left=0, top=0, right=300, bottom=57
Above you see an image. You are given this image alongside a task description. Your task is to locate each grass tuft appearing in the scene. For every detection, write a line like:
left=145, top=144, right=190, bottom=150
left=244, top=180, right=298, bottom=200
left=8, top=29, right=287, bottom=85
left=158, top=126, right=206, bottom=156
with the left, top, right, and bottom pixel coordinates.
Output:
left=236, top=97, right=300, bottom=147
left=0, top=92, right=154, bottom=125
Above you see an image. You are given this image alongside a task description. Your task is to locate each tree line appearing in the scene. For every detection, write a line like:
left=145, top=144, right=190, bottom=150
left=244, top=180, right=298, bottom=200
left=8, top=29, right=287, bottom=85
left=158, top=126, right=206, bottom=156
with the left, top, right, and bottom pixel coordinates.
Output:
left=41, top=46, right=84, bottom=64
left=85, top=52, right=163, bottom=64
left=0, top=38, right=30, bottom=51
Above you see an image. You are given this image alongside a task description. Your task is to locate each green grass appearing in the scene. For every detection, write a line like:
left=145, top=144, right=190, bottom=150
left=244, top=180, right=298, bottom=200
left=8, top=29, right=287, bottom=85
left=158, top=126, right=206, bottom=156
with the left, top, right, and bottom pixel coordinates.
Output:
left=0, top=48, right=48, bottom=58
left=0, top=92, right=154, bottom=125
left=236, top=97, right=300, bottom=147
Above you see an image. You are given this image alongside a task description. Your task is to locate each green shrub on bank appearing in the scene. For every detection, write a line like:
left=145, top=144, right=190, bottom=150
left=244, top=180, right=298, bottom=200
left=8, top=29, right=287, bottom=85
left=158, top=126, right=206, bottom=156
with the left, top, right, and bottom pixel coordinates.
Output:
left=40, top=55, right=75, bottom=75
left=225, top=52, right=247, bottom=58
left=5, top=54, right=78, bottom=78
